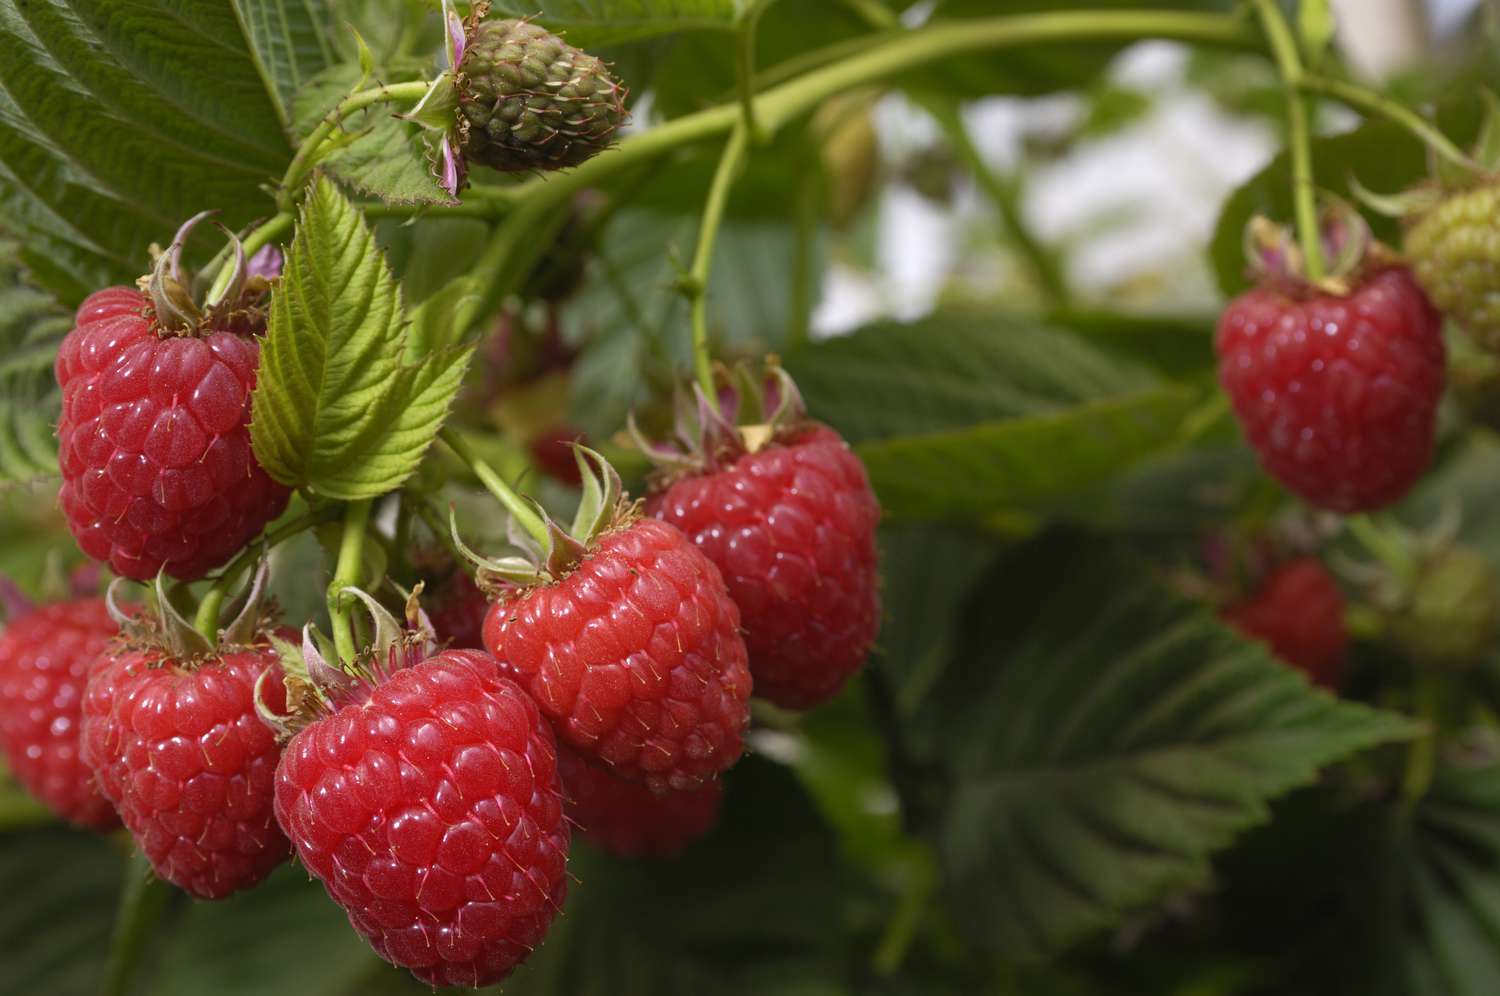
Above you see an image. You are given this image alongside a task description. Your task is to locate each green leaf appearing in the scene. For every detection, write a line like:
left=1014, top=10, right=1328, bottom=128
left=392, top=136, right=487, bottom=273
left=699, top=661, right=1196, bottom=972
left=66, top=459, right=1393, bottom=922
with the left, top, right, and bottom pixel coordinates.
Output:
left=250, top=178, right=472, bottom=500
left=1378, top=755, right=1500, bottom=996
left=485, top=0, right=741, bottom=46
left=0, top=244, right=69, bottom=486
left=0, top=828, right=122, bottom=993
left=154, top=866, right=382, bottom=996
left=928, top=533, right=1418, bottom=962
left=0, top=0, right=293, bottom=305
left=786, top=313, right=1162, bottom=446
left=234, top=0, right=337, bottom=127
left=856, top=386, right=1201, bottom=521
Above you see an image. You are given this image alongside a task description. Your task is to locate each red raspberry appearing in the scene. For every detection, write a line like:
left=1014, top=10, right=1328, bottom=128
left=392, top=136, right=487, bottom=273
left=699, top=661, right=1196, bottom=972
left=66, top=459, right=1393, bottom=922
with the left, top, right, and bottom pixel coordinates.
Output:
left=54, top=286, right=290, bottom=580
left=528, top=424, right=585, bottom=487
left=483, top=517, right=752, bottom=793
left=81, top=641, right=290, bottom=898
left=646, top=425, right=881, bottom=709
left=427, top=570, right=487, bottom=650
left=0, top=598, right=122, bottom=828
left=1216, top=267, right=1445, bottom=513
left=1221, top=557, right=1348, bottom=690
left=558, top=746, right=721, bottom=858
left=274, top=650, right=568, bottom=989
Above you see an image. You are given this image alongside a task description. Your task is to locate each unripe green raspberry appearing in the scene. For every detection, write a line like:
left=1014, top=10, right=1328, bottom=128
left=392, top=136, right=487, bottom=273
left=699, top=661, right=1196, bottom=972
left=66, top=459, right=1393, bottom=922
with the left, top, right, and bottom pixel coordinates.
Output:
left=456, top=18, right=626, bottom=173
left=1387, top=547, right=1500, bottom=669
left=1406, top=183, right=1500, bottom=350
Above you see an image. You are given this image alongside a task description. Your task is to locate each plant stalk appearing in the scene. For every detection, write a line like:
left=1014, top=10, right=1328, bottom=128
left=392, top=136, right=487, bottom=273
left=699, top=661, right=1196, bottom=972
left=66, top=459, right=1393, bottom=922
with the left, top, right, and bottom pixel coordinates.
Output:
left=104, top=851, right=172, bottom=996
left=328, top=499, right=373, bottom=663
left=278, top=79, right=433, bottom=209
left=192, top=509, right=336, bottom=640
left=687, top=121, right=752, bottom=402
left=1253, top=0, right=1325, bottom=281
left=437, top=428, right=550, bottom=547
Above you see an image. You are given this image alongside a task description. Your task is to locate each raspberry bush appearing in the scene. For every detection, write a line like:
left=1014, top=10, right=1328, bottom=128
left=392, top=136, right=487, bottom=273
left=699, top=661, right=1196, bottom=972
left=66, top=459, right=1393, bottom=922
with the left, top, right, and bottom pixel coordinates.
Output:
left=2, top=2, right=1500, bottom=994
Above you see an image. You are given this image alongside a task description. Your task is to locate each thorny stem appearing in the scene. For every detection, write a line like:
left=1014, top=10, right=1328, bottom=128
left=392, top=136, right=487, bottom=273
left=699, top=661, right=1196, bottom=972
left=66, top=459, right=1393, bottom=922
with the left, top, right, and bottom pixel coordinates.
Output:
left=192, top=509, right=336, bottom=641
left=328, top=500, right=373, bottom=663
left=922, top=98, right=1070, bottom=308
left=686, top=121, right=752, bottom=403
left=277, top=79, right=432, bottom=210
left=735, top=8, right=766, bottom=142
left=437, top=428, right=551, bottom=548
left=1253, top=0, right=1325, bottom=281
left=1297, top=73, right=1477, bottom=172
left=458, top=10, right=1256, bottom=336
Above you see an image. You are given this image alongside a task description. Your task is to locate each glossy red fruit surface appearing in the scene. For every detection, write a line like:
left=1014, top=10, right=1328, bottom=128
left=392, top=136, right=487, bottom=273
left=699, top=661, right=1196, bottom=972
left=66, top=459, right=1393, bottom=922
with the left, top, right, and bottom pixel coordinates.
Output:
left=646, top=425, right=881, bottom=709
left=1216, top=267, right=1445, bottom=513
left=0, top=598, right=122, bottom=828
left=82, top=643, right=289, bottom=898
left=483, top=517, right=752, bottom=793
left=55, top=287, right=290, bottom=580
left=274, top=650, right=569, bottom=989
left=558, top=746, right=721, bottom=858
left=1221, top=557, right=1348, bottom=690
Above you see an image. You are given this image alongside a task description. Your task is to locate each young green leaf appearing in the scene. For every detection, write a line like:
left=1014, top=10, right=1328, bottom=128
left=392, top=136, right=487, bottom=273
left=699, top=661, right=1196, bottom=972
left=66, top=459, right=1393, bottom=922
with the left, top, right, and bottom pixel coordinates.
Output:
left=927, top=534, right=1418, bottom=962
left=249, top=178, right=472, bottom=500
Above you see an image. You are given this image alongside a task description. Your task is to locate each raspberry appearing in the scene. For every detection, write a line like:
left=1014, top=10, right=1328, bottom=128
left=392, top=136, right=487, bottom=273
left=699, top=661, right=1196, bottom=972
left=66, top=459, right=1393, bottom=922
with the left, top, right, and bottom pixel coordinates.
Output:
left=646, top=424, right=881, bottom=710
left=1406, top=183, right=1500, bottom=350
left=274, top=650, right=568, bottom=989
left=81, top=641, right=290, bottom=898
left=457, top=18, right=626, bottom=173
left=427, top=569, right=487, bottom=650
left=557, top=746, right=721, bottom=858
left=54, top=286, right=290, bottom=580
left=1221, top=557, right=1348, bottom=690
left=1216, top=267, right=1445, bottom=513
left=483, top=517, right=752, bottom=793
left=529, top=424, right=586, bottom=487
left=0, top=598, right=122, bottom=828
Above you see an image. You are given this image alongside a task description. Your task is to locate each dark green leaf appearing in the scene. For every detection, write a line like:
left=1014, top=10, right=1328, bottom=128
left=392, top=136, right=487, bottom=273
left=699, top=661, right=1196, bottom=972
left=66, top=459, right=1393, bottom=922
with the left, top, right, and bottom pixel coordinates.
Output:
left=236, top=0, right=338, bottom=127
left=485, top=0, right=739, bottom=47
left=787, top=313, right=1162, bottom=447
left=0, top=0, right=292, bottom=305
left=929, top=533, right=1417, bottom=961
left=0, top=242, right=69, bottom=485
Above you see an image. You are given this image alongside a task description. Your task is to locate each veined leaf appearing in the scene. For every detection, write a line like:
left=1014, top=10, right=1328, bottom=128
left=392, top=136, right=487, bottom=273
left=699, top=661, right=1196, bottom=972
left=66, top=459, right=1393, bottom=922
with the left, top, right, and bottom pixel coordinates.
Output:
left=249, top=178, right=472, bottom=500
left=786, top=313, right=1161, bottom=446
left=292, top=64, right=454, bottom=207
left=234, top=0, right=337, bottom=127
left=0, top=0, right=293, bottom=305
left=0, top=241, right=68, bottom=486
left=857, top=386, right=1201, bottom=521
left=929, top=534, right=1418, bottom=962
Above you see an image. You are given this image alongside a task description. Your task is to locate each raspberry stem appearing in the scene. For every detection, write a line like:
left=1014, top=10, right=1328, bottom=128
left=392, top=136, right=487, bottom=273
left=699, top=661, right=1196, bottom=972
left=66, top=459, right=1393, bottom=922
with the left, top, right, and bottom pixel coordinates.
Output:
left=734, top=4, right=768, bottom=144
left=328, top=499, right=374, bottom=663
left=456, top=10, right=1256, bottom=339
left=1253, top=0, right=1325, bottom=282
left=686, top=121, right=752, bottom=405
left=277, top=80, right=433, bottom=211
left=437, top=428, right=551, bottom=550
left=192, top=508, right=339, bottom=641
left=103, top=851, right=171, bottom=996
left=1297, top=74, right=1476, bottom=174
